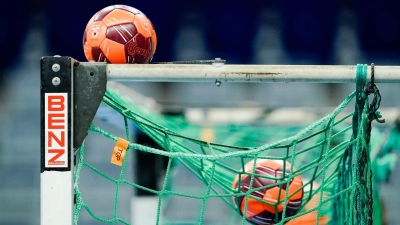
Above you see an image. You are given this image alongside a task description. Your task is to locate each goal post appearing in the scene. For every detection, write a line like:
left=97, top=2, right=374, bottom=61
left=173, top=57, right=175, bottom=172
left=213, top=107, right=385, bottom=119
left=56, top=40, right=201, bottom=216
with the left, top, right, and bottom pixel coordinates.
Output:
left=106, top=63, right=400, bottom=83
left=40, top=56, right=106, bottom=225
left=40, top=56, right=400, bottom=225
left=40, top=57, right=74, bottom=225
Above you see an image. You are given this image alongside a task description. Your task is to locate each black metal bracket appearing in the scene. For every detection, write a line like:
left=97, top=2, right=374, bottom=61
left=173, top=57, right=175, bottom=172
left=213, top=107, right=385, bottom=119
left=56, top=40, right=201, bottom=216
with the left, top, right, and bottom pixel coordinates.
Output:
left=41, top=56, right=107, bottom=152
left=41, top=56, right=74, bottom=172
left=73, top=61, right=107, bottom=148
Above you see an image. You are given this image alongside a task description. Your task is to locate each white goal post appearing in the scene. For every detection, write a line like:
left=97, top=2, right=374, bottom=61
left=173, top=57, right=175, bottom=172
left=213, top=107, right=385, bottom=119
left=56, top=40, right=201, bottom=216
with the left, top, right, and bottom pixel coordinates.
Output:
left=106, top=63, right=400, bottom=83
left=40, top=56, right=400, bottom=225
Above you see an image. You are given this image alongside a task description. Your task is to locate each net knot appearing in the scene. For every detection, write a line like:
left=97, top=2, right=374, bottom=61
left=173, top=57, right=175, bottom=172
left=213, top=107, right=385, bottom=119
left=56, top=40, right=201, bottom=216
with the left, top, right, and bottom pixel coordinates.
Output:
left=364, top=63, right=385, bottom=124
left=121, top=108, right=131, bottom=116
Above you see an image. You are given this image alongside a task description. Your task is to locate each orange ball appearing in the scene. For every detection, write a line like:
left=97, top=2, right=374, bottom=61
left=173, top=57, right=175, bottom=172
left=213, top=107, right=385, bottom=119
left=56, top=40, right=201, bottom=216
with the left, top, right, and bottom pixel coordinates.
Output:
left=232, top=159, right=304, bottom=224
left=83, top=5, right=157, bottom=64
left=286, top=181, right=329, bottom=225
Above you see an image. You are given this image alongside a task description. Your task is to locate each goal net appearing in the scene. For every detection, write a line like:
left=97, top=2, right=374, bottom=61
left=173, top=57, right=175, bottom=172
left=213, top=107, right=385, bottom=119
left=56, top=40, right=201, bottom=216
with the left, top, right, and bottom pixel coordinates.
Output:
left=70, top=64, right=397, bottom=225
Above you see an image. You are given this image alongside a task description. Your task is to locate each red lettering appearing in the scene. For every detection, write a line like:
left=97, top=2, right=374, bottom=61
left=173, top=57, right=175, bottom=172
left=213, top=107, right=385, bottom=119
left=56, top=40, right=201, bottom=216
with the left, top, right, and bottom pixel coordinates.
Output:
left=48, top=149, right=65, bottom=165
left=48, top=96, right=65, bottom=111
left=127, top=42, right=151, bottom=57
left=48, top=131, right=65, bottom=147
left=48, top=114, right=64, bottom=129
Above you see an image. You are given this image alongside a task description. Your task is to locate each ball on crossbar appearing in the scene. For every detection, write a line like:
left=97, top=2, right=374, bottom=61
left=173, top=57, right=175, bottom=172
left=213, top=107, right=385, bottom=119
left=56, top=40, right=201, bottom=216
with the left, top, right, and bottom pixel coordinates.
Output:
left=232, top=159, right=304, bottom=224
left=83, top=5, right=157, bottom=64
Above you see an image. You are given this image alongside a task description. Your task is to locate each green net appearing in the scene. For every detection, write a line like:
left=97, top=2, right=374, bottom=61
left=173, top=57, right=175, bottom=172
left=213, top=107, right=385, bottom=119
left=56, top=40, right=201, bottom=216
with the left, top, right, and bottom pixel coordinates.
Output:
left=73, top=64, right=393, bottom=224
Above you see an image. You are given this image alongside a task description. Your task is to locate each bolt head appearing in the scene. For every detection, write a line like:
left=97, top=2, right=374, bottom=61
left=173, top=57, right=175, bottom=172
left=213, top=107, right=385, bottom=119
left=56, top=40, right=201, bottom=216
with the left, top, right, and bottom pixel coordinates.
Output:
left=52, top=63, right=60, bottom=72
left=52, top=77, right=61, bottom=86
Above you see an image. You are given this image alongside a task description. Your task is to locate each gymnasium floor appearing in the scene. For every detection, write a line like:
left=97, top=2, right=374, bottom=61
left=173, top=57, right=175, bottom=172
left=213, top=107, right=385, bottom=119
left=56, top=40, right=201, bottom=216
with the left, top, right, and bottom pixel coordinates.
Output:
left=0, top=8, right=400, bottom=225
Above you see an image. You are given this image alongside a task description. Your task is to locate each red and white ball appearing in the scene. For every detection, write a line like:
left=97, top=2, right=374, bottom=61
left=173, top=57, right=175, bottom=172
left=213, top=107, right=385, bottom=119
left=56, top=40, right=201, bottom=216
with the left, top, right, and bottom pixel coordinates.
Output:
left=83, top=5, right=157, bottom=64
left=232, top=159, right=304, bottom=224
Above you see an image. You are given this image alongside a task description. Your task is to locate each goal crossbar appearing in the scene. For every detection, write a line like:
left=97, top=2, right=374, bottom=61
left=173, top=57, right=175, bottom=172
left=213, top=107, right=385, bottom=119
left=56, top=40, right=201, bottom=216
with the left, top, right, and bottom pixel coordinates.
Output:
left=106, top=64, right=400, bottom=83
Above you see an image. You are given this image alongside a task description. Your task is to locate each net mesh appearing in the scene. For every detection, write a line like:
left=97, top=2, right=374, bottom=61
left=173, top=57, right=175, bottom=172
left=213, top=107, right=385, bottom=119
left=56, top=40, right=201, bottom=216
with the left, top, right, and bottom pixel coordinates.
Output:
left=73, top=64, right=390, bottom=224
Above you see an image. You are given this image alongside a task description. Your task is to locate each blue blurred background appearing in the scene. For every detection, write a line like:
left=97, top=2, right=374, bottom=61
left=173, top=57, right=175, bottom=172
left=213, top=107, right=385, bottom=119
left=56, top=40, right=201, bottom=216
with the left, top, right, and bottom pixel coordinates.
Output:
left=1, top=0, right=400, bottom=224
left=2, top=0, right=400, bottom=70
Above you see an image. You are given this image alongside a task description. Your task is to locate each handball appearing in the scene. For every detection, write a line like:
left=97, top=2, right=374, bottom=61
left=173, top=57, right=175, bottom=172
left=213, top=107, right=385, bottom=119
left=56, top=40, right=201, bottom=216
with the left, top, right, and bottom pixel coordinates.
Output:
left=83, top=5, right=156, bottom=64
left=232, top=159, right=304, bottom=224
